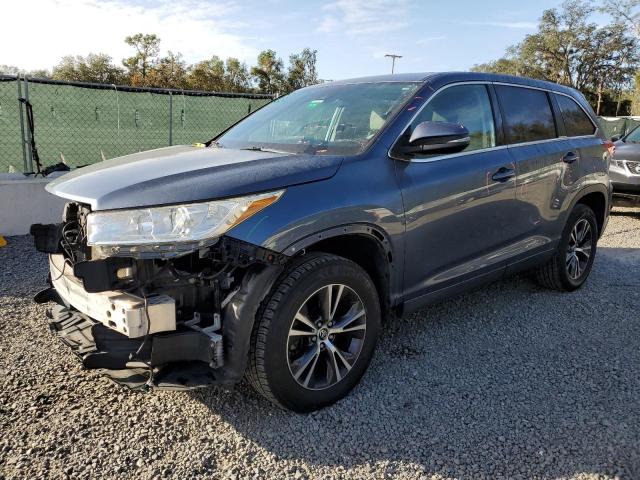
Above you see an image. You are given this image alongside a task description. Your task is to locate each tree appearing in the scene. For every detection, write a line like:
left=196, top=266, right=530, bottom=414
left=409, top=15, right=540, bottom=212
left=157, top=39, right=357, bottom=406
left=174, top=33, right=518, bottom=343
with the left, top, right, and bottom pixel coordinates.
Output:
left=471, top=47, right=522, bottom=76
left=472, top=1, right=639, bottom=113
left=286, top=48, right=318, bottom=92
left=123, top=33, right=161, bottom=85
left=147, top=51, right=188, bottom=89
left=599, top=0, right=640, bottom=37
left=0, top=65, right=20, bottom=75
left=52, top=54, right=125, bottom=84
left=223, top=58, right=251, bottom=92
left=251, top=50, right=285, bottom=94
left=187, top=56, right=226, bottom=91
left=28, top=69, right=51, bottom=79
left=0, top=65, right=50, bottom=78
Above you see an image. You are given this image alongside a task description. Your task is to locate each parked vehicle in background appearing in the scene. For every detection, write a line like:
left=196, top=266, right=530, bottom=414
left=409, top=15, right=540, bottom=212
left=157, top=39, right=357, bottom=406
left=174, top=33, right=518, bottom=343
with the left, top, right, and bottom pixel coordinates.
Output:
left=31, top=72, right=611, bottom=412
left=610, top=126, right=640, bottom=206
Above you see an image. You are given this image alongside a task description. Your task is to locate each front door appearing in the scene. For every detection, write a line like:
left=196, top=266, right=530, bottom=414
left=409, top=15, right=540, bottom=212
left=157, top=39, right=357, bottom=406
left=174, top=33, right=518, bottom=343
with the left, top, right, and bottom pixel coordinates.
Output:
left=394, top=83, right=519, bottom=303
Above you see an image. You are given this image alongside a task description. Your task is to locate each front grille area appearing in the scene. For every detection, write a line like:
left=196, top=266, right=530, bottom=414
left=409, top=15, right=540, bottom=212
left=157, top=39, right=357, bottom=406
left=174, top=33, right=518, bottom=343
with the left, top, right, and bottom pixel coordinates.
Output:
left=625, top=161, right=640, bottom=175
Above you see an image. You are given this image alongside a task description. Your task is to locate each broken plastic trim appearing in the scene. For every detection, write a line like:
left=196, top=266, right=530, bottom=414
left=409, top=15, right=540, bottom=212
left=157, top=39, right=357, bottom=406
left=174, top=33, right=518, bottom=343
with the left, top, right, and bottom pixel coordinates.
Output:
left=46, top=304, right=225, bottom=390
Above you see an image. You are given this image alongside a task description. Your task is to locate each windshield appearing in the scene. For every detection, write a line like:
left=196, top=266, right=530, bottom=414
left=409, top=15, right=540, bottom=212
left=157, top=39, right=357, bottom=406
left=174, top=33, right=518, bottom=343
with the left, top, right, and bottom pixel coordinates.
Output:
left=625, top=126, right=640, bottom=143
left=217, top=82, right=420, bottom=155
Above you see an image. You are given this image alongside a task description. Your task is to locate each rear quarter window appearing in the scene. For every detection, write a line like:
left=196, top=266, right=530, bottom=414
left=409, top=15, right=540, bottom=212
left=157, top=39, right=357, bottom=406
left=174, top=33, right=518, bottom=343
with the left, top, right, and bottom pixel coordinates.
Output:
left=555, top=94, right=596, bottom=137
left=496, top=85, right=557, bottom=144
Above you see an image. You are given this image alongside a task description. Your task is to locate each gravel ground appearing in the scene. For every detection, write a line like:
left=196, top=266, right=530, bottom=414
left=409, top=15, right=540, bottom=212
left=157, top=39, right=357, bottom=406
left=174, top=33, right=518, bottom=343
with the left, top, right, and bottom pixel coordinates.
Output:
left=1, top=209, right=640, bottom=480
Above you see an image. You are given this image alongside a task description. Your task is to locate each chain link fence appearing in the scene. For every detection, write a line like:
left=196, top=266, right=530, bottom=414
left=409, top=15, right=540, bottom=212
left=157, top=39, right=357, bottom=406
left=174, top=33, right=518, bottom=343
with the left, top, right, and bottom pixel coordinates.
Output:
left=598, top=116, right=640, bottom=140
left=4, top=76, right=639, bottom=174
left=0, top=75, right=272, bottom=173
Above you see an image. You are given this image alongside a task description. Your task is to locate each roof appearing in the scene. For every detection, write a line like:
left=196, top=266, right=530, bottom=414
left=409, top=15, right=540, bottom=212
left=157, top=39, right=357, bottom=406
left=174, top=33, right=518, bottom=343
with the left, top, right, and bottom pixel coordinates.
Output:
left=324, top=71, right=579, bottom=96
left=329, top=73, right=435, bottom=84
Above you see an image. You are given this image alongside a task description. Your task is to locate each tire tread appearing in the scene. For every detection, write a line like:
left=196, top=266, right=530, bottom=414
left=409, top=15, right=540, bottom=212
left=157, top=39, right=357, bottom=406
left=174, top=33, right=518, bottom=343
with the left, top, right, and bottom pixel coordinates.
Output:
left=534, top=203, right=597, bottom=291
left=246, top=253, right=348, bottom=409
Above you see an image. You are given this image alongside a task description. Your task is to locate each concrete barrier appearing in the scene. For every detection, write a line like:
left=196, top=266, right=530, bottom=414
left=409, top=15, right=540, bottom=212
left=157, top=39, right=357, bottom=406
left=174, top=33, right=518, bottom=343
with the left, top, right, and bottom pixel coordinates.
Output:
left=0, top=174, right=68, bottom=236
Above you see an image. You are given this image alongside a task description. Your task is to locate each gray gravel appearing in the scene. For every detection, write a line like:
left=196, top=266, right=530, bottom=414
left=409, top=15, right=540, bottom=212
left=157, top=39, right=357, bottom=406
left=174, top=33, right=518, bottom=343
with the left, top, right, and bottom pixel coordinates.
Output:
left=2, top=209, right=640, bottom=480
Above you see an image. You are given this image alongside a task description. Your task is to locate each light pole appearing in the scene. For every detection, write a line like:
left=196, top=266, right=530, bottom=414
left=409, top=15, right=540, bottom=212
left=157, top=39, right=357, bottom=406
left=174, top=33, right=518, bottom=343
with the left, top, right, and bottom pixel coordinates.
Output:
left=384, top=54, right=402, bottom=74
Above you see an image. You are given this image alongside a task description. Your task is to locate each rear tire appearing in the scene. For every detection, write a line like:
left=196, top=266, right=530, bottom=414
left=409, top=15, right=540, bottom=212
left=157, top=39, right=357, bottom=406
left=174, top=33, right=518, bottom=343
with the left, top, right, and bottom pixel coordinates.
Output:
left=246, top=253, right=381, bottom=412
left=535, top=204, right=598, bottom=291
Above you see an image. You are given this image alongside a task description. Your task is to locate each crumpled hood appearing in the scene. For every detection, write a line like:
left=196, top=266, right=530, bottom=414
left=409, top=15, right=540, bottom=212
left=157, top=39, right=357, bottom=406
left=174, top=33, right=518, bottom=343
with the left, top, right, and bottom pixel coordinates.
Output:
left=46, top=145, right=343, bottom=210
left=613, top=141, right=640, bottom=162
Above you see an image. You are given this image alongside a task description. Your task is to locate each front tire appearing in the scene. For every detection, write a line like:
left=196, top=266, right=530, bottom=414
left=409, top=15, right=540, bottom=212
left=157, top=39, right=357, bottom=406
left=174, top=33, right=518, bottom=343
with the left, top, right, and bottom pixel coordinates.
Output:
left=246, top=253, right=381, bottom=412
left=535, top=203, right=598, bottom=291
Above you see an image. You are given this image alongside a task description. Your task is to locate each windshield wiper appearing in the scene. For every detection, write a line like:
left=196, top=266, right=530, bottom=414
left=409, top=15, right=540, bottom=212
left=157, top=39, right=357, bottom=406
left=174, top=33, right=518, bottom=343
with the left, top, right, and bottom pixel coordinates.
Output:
left=241, top=146, right=292, bottom=155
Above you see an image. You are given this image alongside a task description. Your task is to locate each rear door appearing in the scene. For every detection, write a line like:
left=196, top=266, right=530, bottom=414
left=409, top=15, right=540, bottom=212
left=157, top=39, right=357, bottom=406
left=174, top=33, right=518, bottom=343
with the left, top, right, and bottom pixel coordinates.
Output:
left=495, top=84, right=578, bottom=266
left=553, top=92, right=603, bottom=196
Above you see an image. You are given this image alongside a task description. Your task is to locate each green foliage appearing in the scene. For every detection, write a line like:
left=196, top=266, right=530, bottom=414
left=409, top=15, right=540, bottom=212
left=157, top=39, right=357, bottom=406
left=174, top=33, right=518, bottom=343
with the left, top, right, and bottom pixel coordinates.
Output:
left=223, top=58, right=251, bottom=92
left=286, top=48, right=318, bottom=92
left=472, top=0, right=640, bottom=113
left=187, top=56, right=226, bottom=91
left=11, top=33, right=321, bottom=94
left=1, top=65, right=51, bottom=78
left=123, top=33, right=161, bottom=85
left=250, top=50, right=285, bottom=94
left=147, top=51, right=188, bottom=89
left=52, top=54, right=126, bottom=84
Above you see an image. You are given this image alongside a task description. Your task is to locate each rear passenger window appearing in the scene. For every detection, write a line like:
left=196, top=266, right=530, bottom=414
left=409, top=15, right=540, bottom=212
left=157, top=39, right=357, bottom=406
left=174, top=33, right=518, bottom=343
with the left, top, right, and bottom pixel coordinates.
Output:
left=410, top=84, right=496, bottom=154
left=555, top=94, right=596, bottom=136
left=496, top=85, right=557, bottom=144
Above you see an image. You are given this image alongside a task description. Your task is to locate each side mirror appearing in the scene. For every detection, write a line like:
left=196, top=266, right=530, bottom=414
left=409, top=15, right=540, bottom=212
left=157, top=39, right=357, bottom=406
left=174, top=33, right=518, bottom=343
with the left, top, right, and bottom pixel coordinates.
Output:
left=401, top=121, right=470, bottom=156
left=611, top=134, right=621, bottom=142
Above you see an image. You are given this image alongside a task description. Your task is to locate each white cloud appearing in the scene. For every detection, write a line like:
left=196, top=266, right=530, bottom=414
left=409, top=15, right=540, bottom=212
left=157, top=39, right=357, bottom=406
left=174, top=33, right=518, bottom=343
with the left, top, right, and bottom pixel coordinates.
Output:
left=416, top=36, right=447, bottom=44
left=464, top=20, right=537, bottom=29
left=317, top=15, right=339, bottom=33
left=319, top=0, right=409, bottom=35
left=0, top=0, right=259, bottom=71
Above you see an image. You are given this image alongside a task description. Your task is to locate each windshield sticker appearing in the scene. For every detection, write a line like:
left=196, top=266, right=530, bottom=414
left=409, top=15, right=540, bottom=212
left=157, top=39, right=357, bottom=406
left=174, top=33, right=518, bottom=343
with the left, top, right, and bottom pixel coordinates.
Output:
left=307, top=100, right=324, bottom=108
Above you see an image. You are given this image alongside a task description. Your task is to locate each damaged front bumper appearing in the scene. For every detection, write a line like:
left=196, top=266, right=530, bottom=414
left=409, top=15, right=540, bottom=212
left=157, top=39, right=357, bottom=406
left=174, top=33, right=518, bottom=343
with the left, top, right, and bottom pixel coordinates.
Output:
left=43, top=254, right=225, bottom=389
left=45, top=303, right=224, bottom=389
left=34, top=220, right=285, bottom=390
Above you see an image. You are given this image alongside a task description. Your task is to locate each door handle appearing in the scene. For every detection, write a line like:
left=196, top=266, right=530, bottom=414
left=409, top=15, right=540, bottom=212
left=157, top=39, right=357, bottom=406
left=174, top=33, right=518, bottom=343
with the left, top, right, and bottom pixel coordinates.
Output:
left=562, top=151, right=580, bottom=163
left=491, top=167, right=515, bottom=183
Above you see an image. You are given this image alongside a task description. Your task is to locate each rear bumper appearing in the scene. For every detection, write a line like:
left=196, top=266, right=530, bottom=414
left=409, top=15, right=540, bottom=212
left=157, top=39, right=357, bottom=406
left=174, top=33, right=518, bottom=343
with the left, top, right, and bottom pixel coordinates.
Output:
left=610, top=162, right=640, bottom=193
left=612, top=191, right=640, bottom=207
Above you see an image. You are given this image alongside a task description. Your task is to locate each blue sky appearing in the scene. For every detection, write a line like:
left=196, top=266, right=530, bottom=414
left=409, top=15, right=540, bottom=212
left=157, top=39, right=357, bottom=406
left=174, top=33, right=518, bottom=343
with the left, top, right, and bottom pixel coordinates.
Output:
left=2, top=0, right=610, bottom=79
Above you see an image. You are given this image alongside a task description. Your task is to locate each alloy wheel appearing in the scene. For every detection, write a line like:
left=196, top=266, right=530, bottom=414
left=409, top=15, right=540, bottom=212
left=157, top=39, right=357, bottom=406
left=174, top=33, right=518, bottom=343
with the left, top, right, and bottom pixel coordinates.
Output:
left=566, top=218, right=592, bottom=280
left=286, top=284, right=367, bottom=390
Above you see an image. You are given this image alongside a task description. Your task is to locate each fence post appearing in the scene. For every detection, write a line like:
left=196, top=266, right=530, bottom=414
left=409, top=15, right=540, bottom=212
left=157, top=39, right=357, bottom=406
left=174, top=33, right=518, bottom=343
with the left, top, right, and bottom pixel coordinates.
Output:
left=168, top=92, right=173, bottom=146
left=23, top=76, right=34, bottom=173
left=16, top=76, right=28, bottom=173
left=112, top=84, right=120, bottom=138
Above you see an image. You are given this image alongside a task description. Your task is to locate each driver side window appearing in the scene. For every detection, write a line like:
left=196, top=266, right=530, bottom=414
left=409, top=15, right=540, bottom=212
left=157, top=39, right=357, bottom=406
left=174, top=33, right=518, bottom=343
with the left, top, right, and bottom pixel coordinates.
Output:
left=411, top=84, right=496, bottom=155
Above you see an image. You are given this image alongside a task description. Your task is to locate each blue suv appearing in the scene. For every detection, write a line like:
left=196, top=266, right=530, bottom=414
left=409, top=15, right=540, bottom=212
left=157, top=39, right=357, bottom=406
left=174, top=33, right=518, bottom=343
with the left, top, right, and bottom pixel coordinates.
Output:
left=32, top=72, right=611, bottom=412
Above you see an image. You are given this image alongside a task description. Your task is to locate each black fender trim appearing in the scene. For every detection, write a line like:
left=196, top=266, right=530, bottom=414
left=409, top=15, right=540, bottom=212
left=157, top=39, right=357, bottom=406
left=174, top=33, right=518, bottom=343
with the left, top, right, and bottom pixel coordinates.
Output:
left=280, top=224, right=401, bottom=308
left=281, top=223, right=393, bottom=257
left=220, top=263, right=284, bottom=383
left=567, top=183, right=611, bottom=237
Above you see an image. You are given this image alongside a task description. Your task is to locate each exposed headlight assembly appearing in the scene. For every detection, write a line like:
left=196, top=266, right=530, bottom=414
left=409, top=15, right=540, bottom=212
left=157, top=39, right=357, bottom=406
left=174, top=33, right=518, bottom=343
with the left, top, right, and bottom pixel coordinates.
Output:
left=86, top=190, right=283, bottom=256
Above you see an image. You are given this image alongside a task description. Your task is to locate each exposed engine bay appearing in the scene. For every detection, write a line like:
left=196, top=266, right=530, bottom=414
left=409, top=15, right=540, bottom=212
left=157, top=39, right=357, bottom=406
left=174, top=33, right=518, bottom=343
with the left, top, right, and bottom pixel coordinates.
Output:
left=31, top=202, right=287, bottom=390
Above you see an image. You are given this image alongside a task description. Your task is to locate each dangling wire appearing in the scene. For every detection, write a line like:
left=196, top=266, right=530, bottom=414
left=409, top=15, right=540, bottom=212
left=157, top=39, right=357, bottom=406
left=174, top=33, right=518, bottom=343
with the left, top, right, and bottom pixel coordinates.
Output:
left=18, top=97, right=43, bottom=176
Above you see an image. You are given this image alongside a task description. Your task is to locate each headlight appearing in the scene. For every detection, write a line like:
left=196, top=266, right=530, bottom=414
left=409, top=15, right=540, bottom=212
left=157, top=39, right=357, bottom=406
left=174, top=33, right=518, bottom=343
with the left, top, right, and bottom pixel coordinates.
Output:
left=86, top=190, right=284, bottom=247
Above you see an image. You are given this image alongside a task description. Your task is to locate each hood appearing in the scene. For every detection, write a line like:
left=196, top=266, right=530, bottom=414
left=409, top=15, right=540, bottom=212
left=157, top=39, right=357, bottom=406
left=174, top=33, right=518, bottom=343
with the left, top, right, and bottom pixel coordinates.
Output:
left=46, top=145, right=343, bottom=210
left=613, top=140, right=640, bottom=162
